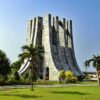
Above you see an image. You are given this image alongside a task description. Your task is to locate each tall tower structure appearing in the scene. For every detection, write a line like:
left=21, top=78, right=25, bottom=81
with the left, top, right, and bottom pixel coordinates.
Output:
left=18, top=14, right=84, bottom=80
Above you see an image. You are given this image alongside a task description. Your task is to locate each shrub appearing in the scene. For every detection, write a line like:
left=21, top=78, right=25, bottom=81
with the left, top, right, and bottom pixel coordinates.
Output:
left=7, top=74, right=15, bottom=83
left=23, top=72, right=29, bottom=80
left=59, top=70, right=78, bottom=83
left=65, top=71, right=74, bottom=77
left=7, top=71, right=20, bottom=83
left=14, top=71, right=20, bottom=80
left=65, top=71, right=78, bottom=83
left=0, top=74, right=5, bottom=85
left=70, top=76, right=78, bottom=83
left=6, top=75, right=30, bottom=85
left=59, top=70, right=66, bottom=83
left=65, top=75, right=78, bottom=83
left=59, top=70, right=66, bottom=79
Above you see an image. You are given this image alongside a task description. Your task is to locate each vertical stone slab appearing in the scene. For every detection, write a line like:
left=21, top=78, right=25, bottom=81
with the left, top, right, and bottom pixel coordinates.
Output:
left=66, top=20, right=84, bottom=76
left=26, top=20, right=32, bottom=45
left=59, top=19, right=65, bottom=47
left=43, top=14, right=58, bottom=80
left=33, top=17, right=38, bottom=46
left=54, top=16, right=62, bottom=70
left=67, top=20, right=72, bottom=48
left=57, top=18, right=70, bottom=71
left=55, top=16, right=59, bottom=44
left=62, top=19, right=71, bottom=70
left=33, top=17, right=43, bottom=47
left=50, top=16, right=62, bottom=70
left=37, top=17, right=43, bottom=46
left=30, top=18, right=36, bottom=45
left=65, top=20, right=68, bottom=47
left=69, top=20, right=82, bottom=75
left=63, top=18, right=67, bottom=47
left=29, top=20, right=32, bottom=42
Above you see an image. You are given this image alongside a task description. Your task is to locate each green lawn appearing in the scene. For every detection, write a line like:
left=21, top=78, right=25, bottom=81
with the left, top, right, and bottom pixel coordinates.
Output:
left=79, top=81, right=97, bottom=84
left=0, top=86, right=100, bottom=100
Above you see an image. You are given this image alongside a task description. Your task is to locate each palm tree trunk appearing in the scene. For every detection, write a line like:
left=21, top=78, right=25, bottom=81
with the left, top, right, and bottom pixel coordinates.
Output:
left=31, top=79, right=34, bottom=91
left=30, top=67, right=34, bottom=91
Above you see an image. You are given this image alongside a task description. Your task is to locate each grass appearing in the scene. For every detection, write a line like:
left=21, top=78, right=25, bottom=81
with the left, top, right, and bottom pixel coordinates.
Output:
left=0, top=86, right=100, bottom=100
left=79, top=81, right=97, bottom=84
left=34, top=80, right=97, bottom=85
left=34, top=80, right=59, bottom=85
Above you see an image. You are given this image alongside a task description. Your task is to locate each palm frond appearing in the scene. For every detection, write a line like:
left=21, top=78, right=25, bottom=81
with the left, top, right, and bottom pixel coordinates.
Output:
left=84, top=60, right=89, bottom=68
left=21, top=45, right=30, bottom=51
left=88, top=59, right=94, bottom=65
left=36, top=45, right=44, bottom=53
left=18, top=52, right=31, bottom=62
left=93, top=61, right=97, bottom=68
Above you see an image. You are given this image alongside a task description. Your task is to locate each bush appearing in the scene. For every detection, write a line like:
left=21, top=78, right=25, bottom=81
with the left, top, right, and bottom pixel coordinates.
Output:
left=0, top=74, right=5, bottom=85
left=14, top=71, right=20, bottom=80
left=8, top=71, right=20, bottom=81
left=59, top=70, right=78, bottom=83
left=70, top=76, right=78, bottom=83
left=6, top=71, right=20, bottom=84
left=65, top=71, right=74, bottom=77
left=23, top=72, right=29, bottom=80
left=59, top=70, right=66, bottom=83
left=6, top=75, right=30, bottom=85
left=7, top=74, right=16, bottom=83
left=59, top=70, right=66, bottom=79
left=65, top=75, right=78, bottom=83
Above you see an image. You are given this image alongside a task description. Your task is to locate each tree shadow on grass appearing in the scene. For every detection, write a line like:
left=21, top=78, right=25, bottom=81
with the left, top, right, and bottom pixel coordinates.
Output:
left=50, top=91, right=90, bottom=95
left=0, top=93, right=42, bottom=98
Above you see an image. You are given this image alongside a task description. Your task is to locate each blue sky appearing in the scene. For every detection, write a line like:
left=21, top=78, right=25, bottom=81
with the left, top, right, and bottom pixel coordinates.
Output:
left=0, top=0, right=100, bottom=72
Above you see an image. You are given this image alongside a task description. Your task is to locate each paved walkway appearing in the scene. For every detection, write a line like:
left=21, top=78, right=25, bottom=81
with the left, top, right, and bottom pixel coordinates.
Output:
left=0, top=84, right=98, bottom=89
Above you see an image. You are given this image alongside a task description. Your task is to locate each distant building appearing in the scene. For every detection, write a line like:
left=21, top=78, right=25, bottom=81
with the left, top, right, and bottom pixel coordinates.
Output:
left=84, top=72, right=97, bottom=81
left=18, top=14, right=84, bottom=81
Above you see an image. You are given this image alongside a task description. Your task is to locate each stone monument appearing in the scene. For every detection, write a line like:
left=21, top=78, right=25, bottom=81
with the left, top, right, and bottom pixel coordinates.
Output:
left=18, top=14, right=84, bottom=81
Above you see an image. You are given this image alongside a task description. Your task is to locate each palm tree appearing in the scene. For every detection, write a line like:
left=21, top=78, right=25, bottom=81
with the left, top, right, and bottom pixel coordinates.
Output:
left=86, top=55, right=100, bottom=86
left=84, top=60, right=89, bottom=72
left=84, top=60, right=89, bottom=77
left=19, top=44, right=44, bottom=90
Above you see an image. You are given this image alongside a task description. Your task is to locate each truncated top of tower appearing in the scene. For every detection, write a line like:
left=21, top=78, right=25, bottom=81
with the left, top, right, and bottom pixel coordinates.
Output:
left=26, top=14, right=73, bottom=48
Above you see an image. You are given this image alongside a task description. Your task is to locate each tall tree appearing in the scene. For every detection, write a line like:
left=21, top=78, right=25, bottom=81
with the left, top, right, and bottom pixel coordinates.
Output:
left=0, top=50, right=11, bottom=78
left=86, top=55, right=100, bottom=86
left=19, top=44, right=44, bottom=90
